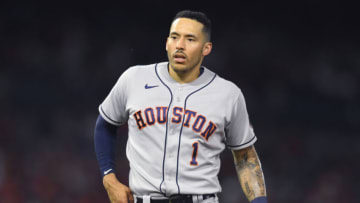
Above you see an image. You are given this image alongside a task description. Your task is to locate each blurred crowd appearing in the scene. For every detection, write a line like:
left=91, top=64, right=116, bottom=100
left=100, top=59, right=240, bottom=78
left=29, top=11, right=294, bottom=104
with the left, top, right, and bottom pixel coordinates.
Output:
left=0, top=2, right=359, bottom=203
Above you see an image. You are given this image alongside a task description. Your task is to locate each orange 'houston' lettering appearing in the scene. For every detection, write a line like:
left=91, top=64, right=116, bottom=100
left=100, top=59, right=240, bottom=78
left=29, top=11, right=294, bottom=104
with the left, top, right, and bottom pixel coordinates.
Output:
left=200, top=121, right=217, bottom=141
left=133, top=110, right=147, bottom=130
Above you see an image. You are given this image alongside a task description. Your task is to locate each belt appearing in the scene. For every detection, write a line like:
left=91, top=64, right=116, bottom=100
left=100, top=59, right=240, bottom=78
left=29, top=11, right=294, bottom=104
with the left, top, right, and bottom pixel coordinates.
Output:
left=136, top=194, right=216, bottom=203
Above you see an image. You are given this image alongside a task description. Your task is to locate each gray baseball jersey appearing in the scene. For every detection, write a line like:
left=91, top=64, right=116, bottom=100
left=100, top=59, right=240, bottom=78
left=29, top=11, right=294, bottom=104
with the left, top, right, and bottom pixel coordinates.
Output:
left=99, top=62, right=256, bottom=197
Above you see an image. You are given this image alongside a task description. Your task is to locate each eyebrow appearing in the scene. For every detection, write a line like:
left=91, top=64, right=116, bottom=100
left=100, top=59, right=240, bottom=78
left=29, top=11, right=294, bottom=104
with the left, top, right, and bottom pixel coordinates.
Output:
left=170, top=32, right=197, bottom=39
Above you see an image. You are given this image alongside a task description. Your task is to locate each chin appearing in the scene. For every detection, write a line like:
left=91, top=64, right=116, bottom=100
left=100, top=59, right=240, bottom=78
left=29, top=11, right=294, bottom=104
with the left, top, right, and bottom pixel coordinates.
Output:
left=171, top=62, right=188, bottom=71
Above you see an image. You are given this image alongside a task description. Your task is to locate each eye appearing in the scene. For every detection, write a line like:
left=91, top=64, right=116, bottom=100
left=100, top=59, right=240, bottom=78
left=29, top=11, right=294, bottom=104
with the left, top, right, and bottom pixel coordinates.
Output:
left=171, top=36, right=178, bottom=40
left=188, top=38, right=195, bottom=42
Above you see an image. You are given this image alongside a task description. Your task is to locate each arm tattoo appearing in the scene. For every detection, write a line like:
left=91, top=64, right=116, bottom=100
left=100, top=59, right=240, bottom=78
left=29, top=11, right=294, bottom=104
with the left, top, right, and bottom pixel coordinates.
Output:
left=244, top=181, right=254, bottom=197
left=236, top=152, right=257, bottom=170
left=233, top=146, right=266, bottom=201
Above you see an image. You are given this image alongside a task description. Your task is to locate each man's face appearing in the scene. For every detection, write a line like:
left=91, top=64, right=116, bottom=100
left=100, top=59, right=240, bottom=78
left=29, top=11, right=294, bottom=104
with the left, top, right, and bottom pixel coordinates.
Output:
left=166, top=18, right=212, bottom=73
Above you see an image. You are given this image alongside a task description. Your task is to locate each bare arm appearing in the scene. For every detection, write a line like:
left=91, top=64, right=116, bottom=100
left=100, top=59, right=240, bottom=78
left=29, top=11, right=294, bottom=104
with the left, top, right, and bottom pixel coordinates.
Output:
left=232, top=145, right=266, bottom=202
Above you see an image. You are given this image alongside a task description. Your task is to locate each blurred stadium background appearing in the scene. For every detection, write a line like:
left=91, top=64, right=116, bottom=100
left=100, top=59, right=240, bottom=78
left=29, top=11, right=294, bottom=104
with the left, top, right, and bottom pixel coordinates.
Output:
left=1, top=1, right=359, bottom=202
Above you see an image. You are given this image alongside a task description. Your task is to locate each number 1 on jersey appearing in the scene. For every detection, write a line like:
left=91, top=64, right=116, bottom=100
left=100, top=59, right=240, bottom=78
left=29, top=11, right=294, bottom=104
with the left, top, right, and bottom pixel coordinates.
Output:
left=190, top=142, right=199, bottom=166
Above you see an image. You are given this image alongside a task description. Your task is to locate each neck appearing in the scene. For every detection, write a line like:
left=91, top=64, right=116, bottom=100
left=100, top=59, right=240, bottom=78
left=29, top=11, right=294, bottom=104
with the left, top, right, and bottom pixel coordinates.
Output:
left=168, top=64, right=201, bottom=84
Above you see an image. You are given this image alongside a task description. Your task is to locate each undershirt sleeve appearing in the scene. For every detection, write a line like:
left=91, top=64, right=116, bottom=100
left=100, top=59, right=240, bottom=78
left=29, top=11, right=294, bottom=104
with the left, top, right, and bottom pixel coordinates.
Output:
left=94, top=114, right=118, bottom=177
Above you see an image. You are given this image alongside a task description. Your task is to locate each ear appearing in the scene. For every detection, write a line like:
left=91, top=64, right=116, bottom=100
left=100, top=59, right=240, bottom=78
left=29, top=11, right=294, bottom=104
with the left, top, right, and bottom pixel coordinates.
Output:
left=166, top=37, right=169, bottom=51
left=202, top=42, right=212, bottom=56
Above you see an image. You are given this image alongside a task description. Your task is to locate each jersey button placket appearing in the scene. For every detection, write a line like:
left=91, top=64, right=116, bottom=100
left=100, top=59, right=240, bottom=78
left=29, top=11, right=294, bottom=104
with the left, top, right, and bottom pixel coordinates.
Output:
left=176, top=87, right=181, bottom=102
left=164, top=85, right=181, bottom=194
left=171, top=86, right=186, bottom=194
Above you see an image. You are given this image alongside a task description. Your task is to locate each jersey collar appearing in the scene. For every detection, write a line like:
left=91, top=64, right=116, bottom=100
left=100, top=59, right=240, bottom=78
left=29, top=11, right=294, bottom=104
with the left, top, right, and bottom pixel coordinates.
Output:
left=156, top=62, right=215, bottom=87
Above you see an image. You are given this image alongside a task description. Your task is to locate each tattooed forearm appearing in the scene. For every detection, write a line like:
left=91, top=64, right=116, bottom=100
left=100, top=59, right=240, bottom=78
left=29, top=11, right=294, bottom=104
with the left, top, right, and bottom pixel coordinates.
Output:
left=233, top=146, right=266, bottom=201
left=244, top=181, right=254, bottom=197
left=235, top=151, right=257, bottom=170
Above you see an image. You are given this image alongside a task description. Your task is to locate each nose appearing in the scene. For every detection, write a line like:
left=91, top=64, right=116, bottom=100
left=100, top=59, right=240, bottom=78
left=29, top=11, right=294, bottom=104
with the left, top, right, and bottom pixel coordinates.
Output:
left=176, top=38, right=185, bottom=50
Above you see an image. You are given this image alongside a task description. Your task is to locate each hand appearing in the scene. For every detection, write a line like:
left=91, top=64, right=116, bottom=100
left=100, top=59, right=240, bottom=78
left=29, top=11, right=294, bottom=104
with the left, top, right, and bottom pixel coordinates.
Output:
left=103, top=173, right=134, bottom=203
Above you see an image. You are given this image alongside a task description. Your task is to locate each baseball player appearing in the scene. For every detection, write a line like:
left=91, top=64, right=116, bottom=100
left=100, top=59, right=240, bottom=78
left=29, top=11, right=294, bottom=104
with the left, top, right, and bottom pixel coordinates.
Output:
left=94, top=10, right=267, bottom=203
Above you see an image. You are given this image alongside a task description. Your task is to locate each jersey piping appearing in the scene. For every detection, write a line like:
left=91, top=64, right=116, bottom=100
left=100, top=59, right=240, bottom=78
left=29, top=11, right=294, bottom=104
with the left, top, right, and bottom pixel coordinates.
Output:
left=175, top=73, right=217, bottom=194
left=100, top=105, right=122, bottom=125
left=227, top=134, right=256, bottom=148
left=154, top=63, right=174, bottom=194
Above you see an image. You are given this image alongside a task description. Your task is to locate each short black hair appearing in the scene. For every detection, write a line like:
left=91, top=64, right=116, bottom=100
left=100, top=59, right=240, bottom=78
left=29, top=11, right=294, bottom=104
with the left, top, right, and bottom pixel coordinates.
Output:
left=172, top=10, right=212, bottom=41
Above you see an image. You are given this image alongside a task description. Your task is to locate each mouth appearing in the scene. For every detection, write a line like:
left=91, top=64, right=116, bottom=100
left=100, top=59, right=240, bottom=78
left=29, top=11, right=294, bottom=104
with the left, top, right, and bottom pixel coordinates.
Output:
left=173, top=52, right=186, bottom=63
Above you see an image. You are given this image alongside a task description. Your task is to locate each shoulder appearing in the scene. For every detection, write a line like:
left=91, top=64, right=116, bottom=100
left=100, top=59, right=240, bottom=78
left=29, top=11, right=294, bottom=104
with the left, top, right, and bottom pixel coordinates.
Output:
left=114, top=63, right=164, bottom=83
left=121, top=63, right=159, bottom=78
left=211, top=73, right=243, bottom=98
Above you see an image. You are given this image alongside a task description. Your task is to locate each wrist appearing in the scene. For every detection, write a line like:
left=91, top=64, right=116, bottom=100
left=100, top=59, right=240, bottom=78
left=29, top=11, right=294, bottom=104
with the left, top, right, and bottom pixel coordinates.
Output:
left=250, top=196, right=267, bottom=203
left=102, top=173, right=118, bottom=188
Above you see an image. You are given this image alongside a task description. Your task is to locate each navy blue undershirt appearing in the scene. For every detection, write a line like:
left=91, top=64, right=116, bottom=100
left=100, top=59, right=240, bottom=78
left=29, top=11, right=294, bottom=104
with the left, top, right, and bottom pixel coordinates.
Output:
left=94, top=114, right=118, bottom=177
left=251, top=197, right=268, bottom=203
